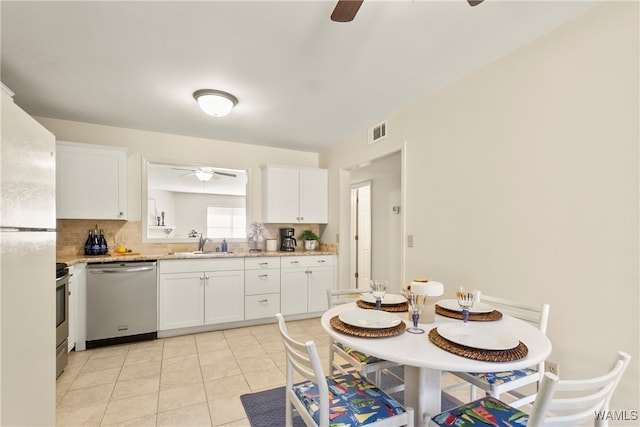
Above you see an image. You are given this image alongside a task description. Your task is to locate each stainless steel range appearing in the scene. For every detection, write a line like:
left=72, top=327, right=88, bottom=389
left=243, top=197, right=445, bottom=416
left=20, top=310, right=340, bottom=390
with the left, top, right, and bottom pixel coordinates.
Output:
left=55, top=262, right=69, bottom=378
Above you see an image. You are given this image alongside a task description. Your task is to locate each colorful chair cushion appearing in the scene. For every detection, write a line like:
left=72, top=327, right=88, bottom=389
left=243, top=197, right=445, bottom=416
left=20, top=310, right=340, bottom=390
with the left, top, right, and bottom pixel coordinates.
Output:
left=292, top=372, right=406, bottom=426
left=336, top=343, right=383, bottom=365
left=470, top=368, right=538, bottom=386
left=431, top=396, right=529, bottom=426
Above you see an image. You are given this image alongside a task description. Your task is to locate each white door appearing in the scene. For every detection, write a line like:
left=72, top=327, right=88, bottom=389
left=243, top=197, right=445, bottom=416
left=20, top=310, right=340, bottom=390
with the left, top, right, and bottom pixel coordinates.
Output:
left=351, top=182, right=371, bottom=289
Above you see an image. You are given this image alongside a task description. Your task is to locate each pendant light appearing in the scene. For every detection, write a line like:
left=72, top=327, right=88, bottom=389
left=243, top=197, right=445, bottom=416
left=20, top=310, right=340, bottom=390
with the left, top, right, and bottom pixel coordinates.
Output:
left=193, top=89, right=238, bottom=117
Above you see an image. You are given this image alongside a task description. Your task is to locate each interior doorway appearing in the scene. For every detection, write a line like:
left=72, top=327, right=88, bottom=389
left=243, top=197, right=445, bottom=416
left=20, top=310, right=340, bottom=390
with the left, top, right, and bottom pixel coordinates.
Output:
left=349, top=151, right=402, bottom=291
left=350, top=181, right=371, bottom=289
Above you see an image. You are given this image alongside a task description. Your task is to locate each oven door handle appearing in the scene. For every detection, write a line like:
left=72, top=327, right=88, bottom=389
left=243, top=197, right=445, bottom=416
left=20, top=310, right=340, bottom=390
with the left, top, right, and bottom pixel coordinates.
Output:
left=89, top=266, right=155, bottom=274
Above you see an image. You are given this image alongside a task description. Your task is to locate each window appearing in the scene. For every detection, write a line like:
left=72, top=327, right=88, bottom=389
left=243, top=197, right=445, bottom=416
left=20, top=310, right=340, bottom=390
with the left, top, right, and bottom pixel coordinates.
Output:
left=206, top=207, right=246, bottom=238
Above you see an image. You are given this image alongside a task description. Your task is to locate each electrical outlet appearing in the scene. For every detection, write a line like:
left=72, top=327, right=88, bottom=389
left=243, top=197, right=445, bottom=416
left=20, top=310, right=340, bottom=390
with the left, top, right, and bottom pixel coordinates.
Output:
left=407, top=234, right=414, bottom=248
left=545, top=361, right=559, bottom=377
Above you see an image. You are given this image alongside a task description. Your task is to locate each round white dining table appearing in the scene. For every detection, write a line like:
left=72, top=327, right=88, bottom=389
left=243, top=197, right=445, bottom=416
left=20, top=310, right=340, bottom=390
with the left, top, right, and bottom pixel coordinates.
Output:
left=320, top=302, right=552, bottom=427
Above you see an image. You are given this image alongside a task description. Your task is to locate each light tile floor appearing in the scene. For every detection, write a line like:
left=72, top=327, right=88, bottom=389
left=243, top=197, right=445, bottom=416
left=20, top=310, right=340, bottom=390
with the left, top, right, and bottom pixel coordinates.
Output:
left=56, top=317, right=472, bottom=426
left=56, top=318, right=334, bottom=427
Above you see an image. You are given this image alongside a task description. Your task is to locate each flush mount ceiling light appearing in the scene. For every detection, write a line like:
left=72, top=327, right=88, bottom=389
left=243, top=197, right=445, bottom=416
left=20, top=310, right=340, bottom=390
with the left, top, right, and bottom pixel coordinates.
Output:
left=193, top=89, right=238, bottom=117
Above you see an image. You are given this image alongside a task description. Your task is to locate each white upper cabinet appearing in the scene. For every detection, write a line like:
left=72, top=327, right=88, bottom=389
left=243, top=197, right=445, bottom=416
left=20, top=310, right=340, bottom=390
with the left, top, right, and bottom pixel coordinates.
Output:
left=262, top=165, right=328, bottom=223
left=56, top=141, right=127, bottom=220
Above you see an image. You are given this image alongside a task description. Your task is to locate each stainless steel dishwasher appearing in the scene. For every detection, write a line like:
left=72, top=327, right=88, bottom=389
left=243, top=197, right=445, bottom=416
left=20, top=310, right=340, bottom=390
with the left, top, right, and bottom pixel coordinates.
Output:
left=86, top=261, right=157, bottom=348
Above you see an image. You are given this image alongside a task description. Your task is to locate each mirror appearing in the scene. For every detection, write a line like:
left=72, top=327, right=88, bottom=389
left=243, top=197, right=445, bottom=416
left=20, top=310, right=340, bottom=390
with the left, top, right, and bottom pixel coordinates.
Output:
left=143, top=160, right=248, bottom=242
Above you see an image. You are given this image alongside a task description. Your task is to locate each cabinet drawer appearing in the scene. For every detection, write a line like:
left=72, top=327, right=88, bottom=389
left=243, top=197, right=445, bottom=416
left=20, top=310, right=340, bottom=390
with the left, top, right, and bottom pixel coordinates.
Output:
left=159, top=258, right=244, bottom=274
left=281, top=255, right=334, bottom=269
left=245, top=269, right=280, bottom=295
left=245, top=293, right=280, bottom=320
left=245, top=257, right=280, bottom=270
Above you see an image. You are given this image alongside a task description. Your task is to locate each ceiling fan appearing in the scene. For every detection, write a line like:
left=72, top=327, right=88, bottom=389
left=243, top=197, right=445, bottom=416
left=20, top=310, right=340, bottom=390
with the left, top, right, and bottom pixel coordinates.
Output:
left=171, top=167, right=237, bottom=182
left=330, top=0, right=484, bottom=23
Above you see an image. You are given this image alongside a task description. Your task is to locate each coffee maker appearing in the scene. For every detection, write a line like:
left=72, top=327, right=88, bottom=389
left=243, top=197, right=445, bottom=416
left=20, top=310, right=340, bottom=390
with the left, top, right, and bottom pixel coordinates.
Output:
left=280, top=228, right=296, bottom=252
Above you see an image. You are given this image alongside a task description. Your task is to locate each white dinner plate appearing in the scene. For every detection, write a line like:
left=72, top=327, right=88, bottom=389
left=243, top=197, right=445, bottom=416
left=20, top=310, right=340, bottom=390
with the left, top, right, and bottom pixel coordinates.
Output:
left=360, top=293, right=407, bottom=305
left=437, top=323, right=519, bottom=350
left=436, top=298, right=494, bottom=314
left=339, top=309, right=402, bottom=329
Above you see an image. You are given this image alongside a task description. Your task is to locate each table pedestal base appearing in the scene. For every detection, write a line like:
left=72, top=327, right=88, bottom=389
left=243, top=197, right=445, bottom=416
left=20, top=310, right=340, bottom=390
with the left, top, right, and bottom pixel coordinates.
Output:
left=404, top=366, right=441, bottom=426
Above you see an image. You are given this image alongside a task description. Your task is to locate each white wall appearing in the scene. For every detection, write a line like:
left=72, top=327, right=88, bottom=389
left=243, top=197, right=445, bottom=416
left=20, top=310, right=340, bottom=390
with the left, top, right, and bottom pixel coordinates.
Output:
left=321, top=2, right=639, bottom=415
left=36, top=117, right=319, bottom=225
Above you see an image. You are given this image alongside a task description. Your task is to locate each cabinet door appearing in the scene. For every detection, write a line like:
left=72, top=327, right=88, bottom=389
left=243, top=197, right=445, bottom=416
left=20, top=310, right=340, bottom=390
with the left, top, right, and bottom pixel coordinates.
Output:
left=67, top=266, right=77, bottom=352
left=73, top=263, right=87, bottom=351
left=262, top=166, right=299, bottom=223
left=56, top=141, right=127, bottom=219
left=280, top=268, right=308, bottom=315
left=307, top=266, right=333, bottom=313
left=159, top=272, right=204, bottom=330
left=299, top=168, right=328, bottom=224
left=204, top=270, right=244, bottom=324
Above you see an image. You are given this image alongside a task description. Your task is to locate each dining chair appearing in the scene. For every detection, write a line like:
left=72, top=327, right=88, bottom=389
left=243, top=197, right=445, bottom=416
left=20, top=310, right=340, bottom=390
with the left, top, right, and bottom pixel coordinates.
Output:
left=326, top=288, right=404, bottom=393
left=275, top=313, right=414, bottom=427
left=432, top=350, right=631, bottom=427
left=443, top=293, right=550, bottom=408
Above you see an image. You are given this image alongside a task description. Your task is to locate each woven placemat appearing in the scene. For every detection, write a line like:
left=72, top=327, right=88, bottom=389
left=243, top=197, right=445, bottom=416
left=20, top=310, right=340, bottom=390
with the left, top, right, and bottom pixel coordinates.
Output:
left=330, top=315, right=406, bottom=338
left=356, top=299, right=408, bottom=312
left=428, top=328, right=528, bottom=362
left=435, top=305, right=503, bottom=321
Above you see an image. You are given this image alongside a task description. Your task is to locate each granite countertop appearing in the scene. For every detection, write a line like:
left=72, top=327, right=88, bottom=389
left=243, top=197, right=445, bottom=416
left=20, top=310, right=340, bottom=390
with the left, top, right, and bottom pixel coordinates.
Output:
left=58, top=250, right=337, bottom=265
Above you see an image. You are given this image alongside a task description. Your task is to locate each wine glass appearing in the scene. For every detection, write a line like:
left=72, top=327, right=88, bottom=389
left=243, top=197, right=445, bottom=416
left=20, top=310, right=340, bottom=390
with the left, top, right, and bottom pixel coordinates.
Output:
left=406, top=291, right=426, bottom=334
left=370, top=280, right=387, bottom=310
left=456, top=287, right=476, bottom=324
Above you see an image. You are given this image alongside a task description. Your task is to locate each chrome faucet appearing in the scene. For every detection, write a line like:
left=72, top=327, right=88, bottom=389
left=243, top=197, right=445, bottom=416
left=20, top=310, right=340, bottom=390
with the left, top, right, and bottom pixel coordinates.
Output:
left=198, top=234, right=213, bottom=252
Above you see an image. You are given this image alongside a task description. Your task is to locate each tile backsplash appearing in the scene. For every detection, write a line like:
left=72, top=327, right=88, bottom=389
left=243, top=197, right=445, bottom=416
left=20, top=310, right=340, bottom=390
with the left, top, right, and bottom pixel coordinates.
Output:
left=56, top=220, right=333, bottom=257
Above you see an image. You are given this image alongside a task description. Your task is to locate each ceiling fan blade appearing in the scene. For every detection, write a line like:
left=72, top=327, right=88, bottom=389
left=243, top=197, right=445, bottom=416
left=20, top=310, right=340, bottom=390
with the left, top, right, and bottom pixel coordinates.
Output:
left=331, top=0, right=364, bottom=22
left=467, top=0, right=484, bottom=6
left=213, top=171, right=237, bottom=178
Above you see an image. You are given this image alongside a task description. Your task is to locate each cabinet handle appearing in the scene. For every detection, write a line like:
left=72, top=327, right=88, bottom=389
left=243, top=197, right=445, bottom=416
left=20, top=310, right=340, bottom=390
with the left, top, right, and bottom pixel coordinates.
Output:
left=200, top=275, right=205, bottom=280
left=317, top=260, right=326, bottom=263
left=305, top=270, right=312, bottom=274
left=290, top=261, right=299, bottom=265
left=259, top=262, right=268, bottom=267
left=258, top=299, right=268, bottom=304
left=258, top=274, right=269, bottom=279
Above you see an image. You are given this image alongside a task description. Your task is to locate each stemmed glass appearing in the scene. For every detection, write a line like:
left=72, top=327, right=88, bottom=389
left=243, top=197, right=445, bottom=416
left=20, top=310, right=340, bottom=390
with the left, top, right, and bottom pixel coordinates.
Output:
left=370, top=280, right=387, bottom=310
left=406, top=291, right=426, bottom=334
left=456, top=287, right=476, bottom=324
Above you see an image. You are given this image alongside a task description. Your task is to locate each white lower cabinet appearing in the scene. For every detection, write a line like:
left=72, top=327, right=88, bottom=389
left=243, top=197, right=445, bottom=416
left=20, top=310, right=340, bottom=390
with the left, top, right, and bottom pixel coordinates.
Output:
left=69, top=263, right=87, bottom=351
left=244, top=257, right=280, bottom=321
left=204, top=270, right=245, bottom=324
left=158, top=255, right=335, bottom=333
left=281, top=255, right=335, bottom=315
left=159, top=259, right=244, bottom=331
left=159, top=272, right=205, bottom=330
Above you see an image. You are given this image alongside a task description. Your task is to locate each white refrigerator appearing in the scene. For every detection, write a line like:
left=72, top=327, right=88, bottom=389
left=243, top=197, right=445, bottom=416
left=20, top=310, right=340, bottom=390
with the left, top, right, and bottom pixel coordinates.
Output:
left=0, top=84, right=56, bottom=425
